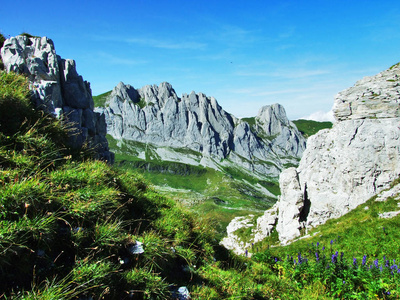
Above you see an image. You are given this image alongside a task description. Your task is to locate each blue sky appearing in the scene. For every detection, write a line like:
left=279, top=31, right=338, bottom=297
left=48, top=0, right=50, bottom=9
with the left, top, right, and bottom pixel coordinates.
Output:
left=2, top=1, right=400, bottom=120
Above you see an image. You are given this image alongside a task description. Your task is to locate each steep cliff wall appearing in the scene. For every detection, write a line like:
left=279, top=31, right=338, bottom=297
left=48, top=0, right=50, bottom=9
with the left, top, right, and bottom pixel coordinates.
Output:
left=1, top=35, right=113, bottom=162
left=273, top=63, right=400, bottom=244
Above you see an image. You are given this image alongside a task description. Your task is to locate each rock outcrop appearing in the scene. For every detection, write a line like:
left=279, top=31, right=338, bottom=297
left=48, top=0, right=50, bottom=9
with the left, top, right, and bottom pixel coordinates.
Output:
left=222, top=63, right=400, bottom=254
left=262, top=63, right=400, bottom=245
left=334, top=63, right=400, bottom=121
left=1, top=35, right=113, bottom=162
left=97, top=81, right=306, bottom=177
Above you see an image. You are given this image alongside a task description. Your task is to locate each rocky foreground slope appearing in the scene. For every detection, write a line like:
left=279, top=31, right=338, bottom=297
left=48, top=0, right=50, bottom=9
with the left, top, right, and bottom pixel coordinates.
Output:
left=0, top=35, right=113, bottom=161
left=222, top=63, right=400, bottom=253
left=97, top=81, right=306, bottom=178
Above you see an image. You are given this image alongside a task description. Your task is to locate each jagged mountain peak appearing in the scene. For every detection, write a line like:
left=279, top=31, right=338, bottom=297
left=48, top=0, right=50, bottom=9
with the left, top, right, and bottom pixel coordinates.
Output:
left=100, top=81, right=306, bottom=178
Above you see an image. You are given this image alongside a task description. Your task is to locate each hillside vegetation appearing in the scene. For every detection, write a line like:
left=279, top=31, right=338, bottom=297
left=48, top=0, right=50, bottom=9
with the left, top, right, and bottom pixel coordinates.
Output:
left=0, top=70, right=298, bottom=299
left=106, top=134, right=278, bottom=238
left=292, top=119, right=333, bottom=138
left=2, top=69, right=400, bottom=299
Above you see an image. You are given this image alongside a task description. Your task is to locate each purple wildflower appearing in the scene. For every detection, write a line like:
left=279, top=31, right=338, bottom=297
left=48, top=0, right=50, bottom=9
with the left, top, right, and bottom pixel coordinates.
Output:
left=353, top=257, right=357, bottom=266
left=362, top=255, right=367, bottom=266
left=374, top=259, right=379, bottom=269
left=245, top=249, right=248, bottom=257
left=316, top=242, right=320, bottom=247
left=330, top=239, right=334, bottom=245
left=322, top=246, right=325, bottom=251
left=316, top=252, right=320, bottom=262
left=331, top=252, right=338, bottom=264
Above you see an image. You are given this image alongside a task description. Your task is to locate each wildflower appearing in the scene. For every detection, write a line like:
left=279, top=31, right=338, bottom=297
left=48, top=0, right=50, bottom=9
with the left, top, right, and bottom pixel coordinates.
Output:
left=362, top=255, right=367, bottom=266
left=316, top=242, right=320, bottom=247
left=330, top=239, right=334, bottom=245
left=340, top=252, right=344, bottom=260
left=331, top=252, right=338, bottom=264
left=315, top=252, right=320, bottom=262
left=353, top=257, right=357, bottom=266
left=374, top=259, right=379, bottom=269
left=245, top=250, right=248, bottom=257
left=322, top=246, right=325, bottom=251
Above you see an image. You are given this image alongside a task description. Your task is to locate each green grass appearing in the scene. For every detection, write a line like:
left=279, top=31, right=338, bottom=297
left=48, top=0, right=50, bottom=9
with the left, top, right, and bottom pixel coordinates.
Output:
left=0, top=71, right=219, bottom=299
left=106, top=134, right=278, bottom=237
left=241, top=117, right=256, bottom=126
left=389, top=62, right=400, bottom=70
left=92, top=90, right=111, bottom=107
left=292, top=119, right=333, bottom=138
left=250, top=188, right=400, bottom=298
left=3, top=69, right=400, bottom=299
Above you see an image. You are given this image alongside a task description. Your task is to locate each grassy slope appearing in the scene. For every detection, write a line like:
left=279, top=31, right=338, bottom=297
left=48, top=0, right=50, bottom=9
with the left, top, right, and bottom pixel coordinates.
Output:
left=0, top=71, right=302, bottom=299
left=0, top=72, right=217, bottom=299
left=92, top=90, right=112, bottom=107
left=3, top=71, right=400, bottom=299
left=251, top=187, right=400, bottom=299
left=106, top=135, right=277, bottom=237
left=292, top=119, right=333, bottom=138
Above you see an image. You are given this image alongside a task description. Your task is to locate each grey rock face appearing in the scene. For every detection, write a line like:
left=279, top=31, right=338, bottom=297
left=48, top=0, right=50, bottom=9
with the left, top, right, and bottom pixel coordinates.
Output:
left=101, top=81, right=306, bottom=176
left=1, top=35, right=113, bottom=162
left=267, top=63, right=400, bottom=244
left=334, top=63, right=400, bottom=121
left=275, top=167, right=305, bottom=244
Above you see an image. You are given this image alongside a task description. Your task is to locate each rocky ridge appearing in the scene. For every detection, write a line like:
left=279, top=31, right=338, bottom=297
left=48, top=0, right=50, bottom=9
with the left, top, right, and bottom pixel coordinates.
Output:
left=97, top=81, right=306, bottom=177
left=1, top=35, right=113, bottom=162
left=222, top=63, right=400, bottom=253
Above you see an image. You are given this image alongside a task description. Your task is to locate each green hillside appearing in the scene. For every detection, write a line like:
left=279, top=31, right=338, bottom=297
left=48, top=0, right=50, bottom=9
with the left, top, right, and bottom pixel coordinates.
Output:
left=92, top=90, right=112, bottom=107
left=2, top=70, right=400, bottom=299
left=106, top=135, right=278, bottom=238
left=293, top=119, right=333, bottom=138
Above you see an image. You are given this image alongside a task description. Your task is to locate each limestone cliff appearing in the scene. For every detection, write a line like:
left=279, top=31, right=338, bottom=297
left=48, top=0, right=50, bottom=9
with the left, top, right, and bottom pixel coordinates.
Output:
left=260, top=63, right=400, bottom=245
left=97, top=81, right=306, bottom=177
left=1, top=35, right=113, bottom=162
